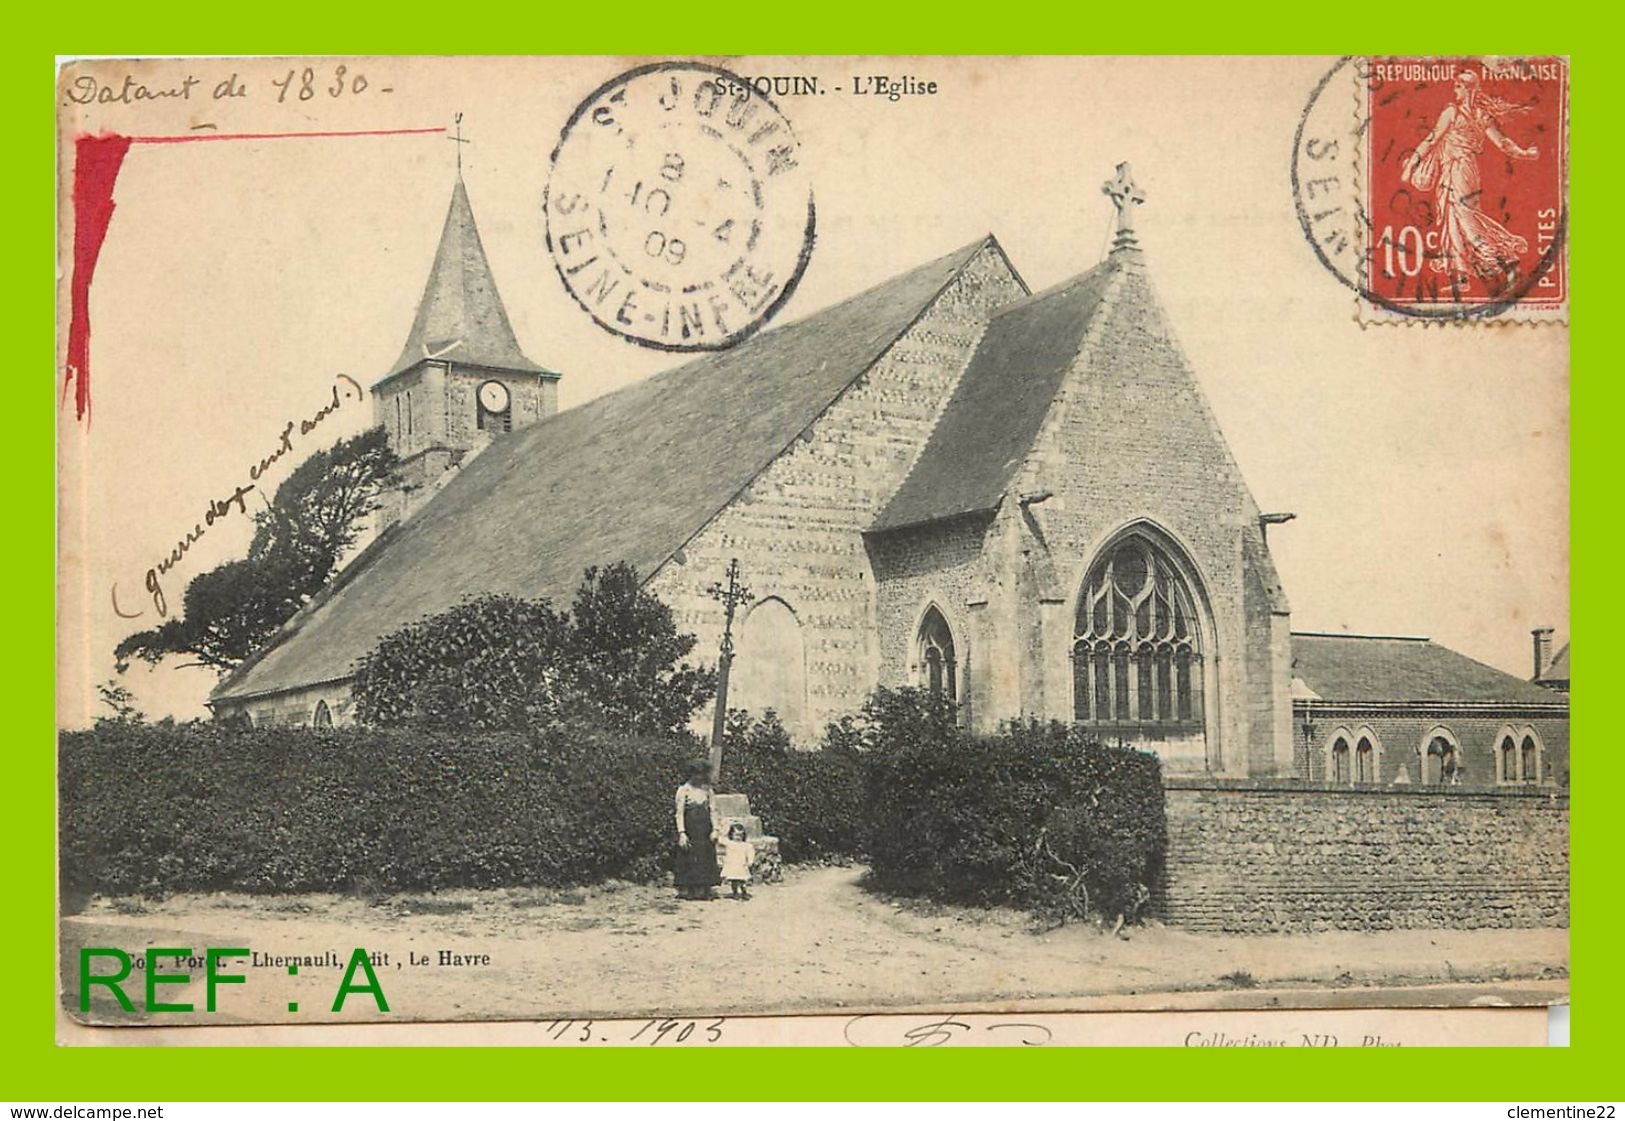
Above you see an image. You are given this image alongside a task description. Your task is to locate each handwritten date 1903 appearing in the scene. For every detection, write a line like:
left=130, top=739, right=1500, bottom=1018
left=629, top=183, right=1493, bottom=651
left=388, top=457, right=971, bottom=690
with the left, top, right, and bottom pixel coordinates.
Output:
left=542, top=1018, right=725, bottom=1046
left=535, top=1015, right=1052, bottom=1047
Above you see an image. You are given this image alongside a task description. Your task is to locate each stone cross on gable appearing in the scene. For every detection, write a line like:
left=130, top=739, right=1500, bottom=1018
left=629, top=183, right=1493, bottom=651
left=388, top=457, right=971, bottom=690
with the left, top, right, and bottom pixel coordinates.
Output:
left=1102, top=161, right=1146, bottom=249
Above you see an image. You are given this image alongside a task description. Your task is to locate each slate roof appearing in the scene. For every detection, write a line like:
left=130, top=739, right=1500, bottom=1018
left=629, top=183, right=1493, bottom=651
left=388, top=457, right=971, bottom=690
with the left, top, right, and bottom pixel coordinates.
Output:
left=1291, top=633, right=1564, bottom=705
left=380, top=176, right=549, bottom=384
left=212, top=236, right=998, bottom=703
left=870, top=255, right=1121, bottom=532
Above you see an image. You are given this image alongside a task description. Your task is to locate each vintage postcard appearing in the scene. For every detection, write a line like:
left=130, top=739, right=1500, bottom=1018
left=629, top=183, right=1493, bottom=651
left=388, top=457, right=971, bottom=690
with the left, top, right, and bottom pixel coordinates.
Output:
left=55, top=55, right=1569, bottom=1042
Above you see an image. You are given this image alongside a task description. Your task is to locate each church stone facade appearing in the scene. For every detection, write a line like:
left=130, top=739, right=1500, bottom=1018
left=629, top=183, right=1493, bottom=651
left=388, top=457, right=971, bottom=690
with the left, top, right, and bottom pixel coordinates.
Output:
left=865, top=251, right=1293, bottom=776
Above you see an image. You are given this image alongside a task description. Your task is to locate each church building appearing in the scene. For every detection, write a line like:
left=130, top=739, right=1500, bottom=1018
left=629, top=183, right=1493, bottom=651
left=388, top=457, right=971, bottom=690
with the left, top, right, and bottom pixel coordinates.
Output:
left=208, top=167, right=1567, bottom=793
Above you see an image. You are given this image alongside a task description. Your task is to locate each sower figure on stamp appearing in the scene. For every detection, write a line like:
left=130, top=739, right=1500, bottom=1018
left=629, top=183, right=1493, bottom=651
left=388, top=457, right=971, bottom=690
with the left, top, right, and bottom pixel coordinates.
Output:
left=673, top=759, right=721, bottom=901
left=1402, top=70, right=1540, bottom=291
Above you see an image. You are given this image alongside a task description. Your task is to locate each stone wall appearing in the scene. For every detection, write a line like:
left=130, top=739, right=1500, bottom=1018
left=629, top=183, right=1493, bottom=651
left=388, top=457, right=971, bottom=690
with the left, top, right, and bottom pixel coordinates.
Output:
left=1160, top=778, right=1570, bottom=932
left=648, top=244, right=1026, bottom=742
left=372, top=362, right=559, bottom=534
left=868, top=513, right=996, bottom=724
left=374, top=361, right=556, bottom=465
left=373, top=363, right=444, bottom=459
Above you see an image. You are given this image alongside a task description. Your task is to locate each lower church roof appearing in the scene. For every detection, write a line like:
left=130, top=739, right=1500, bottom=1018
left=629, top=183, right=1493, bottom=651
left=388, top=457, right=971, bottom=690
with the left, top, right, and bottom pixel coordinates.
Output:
left=1291, top=632, right=1564, bottom=706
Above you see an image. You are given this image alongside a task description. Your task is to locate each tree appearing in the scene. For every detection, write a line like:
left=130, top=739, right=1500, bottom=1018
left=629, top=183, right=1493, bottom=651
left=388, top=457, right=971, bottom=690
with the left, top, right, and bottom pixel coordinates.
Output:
left=351, top=564, right=716, bottom=737
left=248, top=426, right=398, bottom=595
left=563, top=564, right=717, bottom=736
left=351, top=595, right=570, bottom=730
left=116, top=428, right=397, bottom=673
left=95, top=678, right=144, bottom=724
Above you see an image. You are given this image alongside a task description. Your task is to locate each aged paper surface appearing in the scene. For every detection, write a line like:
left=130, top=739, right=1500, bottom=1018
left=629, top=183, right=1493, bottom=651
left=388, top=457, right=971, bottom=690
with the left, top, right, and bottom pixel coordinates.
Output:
left=58, top=1006, right=1553, bottom=1048
left=56, top=56, right=1568, bottom=1042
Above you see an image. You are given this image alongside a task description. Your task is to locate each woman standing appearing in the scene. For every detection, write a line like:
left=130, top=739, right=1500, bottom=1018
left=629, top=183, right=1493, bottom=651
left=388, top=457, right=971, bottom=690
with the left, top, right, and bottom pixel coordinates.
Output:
left=673, top=760, right=720, bottom=901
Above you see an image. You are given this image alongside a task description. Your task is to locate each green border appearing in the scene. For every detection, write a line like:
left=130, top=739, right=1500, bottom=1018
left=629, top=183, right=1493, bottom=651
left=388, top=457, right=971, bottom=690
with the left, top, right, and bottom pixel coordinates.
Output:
left=17, top=8, right=1617, bottom=1101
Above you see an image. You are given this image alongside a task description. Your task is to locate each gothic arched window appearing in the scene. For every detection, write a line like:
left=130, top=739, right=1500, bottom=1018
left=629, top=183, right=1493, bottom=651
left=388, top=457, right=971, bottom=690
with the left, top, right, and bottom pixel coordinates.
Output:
left=1329, top=734, right=1351, bottom=783
left=1520, top=731, right=1543, bottom=785
left=917, top=606, right=958, bottom=704
left=1072, top=534, right=1204, bottom=735
left=1498, top=730, right=1518, bottom=784
left=313, top=700, right=333, bottom=728
left=1355, top=734, right=1377, bottom=783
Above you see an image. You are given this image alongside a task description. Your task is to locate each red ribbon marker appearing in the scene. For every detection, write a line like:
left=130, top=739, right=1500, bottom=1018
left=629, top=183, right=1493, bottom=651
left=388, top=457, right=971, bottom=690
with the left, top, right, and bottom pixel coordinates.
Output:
left=63, top=126, right=445, bottom=424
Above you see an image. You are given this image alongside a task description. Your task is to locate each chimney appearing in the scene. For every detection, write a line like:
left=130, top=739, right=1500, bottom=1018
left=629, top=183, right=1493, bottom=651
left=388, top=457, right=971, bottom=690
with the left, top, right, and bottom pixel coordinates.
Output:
left=1531, top=626, right=1555, bottom=679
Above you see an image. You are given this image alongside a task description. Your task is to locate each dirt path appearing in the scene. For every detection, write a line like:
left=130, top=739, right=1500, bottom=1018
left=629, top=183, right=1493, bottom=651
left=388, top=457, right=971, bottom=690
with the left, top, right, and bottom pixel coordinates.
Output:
left=62, top=865, right=1568, bottom=1025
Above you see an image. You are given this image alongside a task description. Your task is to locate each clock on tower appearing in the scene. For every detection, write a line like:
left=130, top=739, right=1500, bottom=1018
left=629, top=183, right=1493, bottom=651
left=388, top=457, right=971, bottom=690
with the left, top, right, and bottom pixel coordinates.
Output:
left=477, top=379, right=512, bottom=432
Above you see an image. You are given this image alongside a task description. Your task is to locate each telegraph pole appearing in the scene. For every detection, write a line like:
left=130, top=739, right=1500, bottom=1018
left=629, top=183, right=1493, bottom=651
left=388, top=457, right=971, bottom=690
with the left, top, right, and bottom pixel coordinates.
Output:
left=705, top=558, right=751, bottom=784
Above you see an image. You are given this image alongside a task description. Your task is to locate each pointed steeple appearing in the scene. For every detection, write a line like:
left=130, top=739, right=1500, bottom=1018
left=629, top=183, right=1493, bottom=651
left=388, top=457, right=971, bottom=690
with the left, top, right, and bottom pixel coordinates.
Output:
left=381, top=175, right=547, bottom=383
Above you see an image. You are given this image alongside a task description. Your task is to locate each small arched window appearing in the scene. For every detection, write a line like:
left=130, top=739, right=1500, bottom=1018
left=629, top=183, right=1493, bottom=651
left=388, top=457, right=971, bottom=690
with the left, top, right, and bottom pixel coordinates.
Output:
left=917, top=606, right=958, bottom=704
left=1329, top=735, right=1351, bottom=784
left=1497, top=731, right=1518, bottom=784
left=1422, top=729, right=1462, bottom=786
left=313, top=700, right=333, bottom=728
left=1355, top=734, right=1376, bottom=783
left=1520, top=732, right=1542, bottom=785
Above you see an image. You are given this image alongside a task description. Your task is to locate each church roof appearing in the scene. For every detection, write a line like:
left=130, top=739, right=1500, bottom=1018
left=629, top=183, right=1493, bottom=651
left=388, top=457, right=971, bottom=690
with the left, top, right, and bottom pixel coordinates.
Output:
left=870, top=255, right=1122, bottom=532
left=1291, top=632, right=1564, bottom=706
left=380, top=177, right=549, bottom=384
left=212, top=236, right=998, bottom=703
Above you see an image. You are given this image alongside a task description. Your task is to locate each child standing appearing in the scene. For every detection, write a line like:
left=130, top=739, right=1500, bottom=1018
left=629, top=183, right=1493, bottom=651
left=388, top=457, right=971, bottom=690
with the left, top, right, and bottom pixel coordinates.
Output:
left=719, top=822, right=756, bottom=901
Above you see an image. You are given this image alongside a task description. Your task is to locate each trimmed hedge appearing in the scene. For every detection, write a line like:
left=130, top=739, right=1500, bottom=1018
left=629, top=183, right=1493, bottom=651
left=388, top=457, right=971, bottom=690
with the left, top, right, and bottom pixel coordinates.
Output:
left=59, top=723, right=692, bottom=896
left=62, top=692, right=1167, bottom=927
left=716, top=711, right=864, bottom=863
left=861, top=693, right=1166, bottom=925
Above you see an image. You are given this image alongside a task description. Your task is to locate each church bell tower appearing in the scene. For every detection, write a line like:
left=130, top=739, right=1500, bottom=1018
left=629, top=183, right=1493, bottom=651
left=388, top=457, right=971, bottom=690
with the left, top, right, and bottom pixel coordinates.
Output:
left=372, top=150, right=559, bottom=528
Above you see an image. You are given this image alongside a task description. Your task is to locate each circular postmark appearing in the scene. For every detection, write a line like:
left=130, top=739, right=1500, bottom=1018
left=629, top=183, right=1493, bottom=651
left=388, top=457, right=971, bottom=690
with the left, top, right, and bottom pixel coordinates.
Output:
left=544, top=61, right=816, bottom=351
left=1292, top=56, right=1567, bottom=322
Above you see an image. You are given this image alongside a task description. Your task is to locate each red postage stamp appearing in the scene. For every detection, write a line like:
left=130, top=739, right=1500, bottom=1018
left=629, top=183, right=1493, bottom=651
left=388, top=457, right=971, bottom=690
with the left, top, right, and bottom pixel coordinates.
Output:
left=1362, top=56, right=1568, bottom=321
